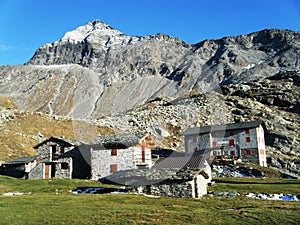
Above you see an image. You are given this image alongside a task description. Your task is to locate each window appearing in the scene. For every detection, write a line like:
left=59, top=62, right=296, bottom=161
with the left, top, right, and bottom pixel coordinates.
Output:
left=194, top=147, right=198, bottom=152
left=111, top=149, right=117, bottom=156
left=212, top=141, right=217, bottom=147
left=193, top=137, right=197, bottom=143
left=51, top=145, right=57, bottom=160
left=245, top=129, right=250, bottom=134
left=110, top=164, right=118, bottom=173
left=51, top=145, right=57, bottom=153
left=246, top=137, right=251, bottom=142
left=229, top=139, right=235, bottom=146
left=260, top=149, right=265, bottom=155
left=61, top=162, right=68, bottom=170
left=230, top=151, right=235, bottom=156
left=246, top=149, right=252, bottom=155
left=230, top=131, right=234, bottom=136
left=60, top=146, right=65, bottom=154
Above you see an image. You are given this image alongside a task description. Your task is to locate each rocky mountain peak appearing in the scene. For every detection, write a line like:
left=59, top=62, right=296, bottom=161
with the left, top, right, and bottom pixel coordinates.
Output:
left=0, top=22, right=300, bottom=176
left=60, top=19, right=123, bottom=44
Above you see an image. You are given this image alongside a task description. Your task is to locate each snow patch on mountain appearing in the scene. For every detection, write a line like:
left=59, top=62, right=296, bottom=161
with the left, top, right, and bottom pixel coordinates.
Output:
left=60, top=20, right=123, bottom=44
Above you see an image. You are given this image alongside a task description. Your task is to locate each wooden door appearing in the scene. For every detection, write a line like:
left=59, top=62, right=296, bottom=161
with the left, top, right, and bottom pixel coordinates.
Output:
left=44, top=164, right=51, bottom=179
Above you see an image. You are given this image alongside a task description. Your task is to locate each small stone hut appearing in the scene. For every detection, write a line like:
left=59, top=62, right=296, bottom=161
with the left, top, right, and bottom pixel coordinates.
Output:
left=102, top=154, right=212, bottom=198
left=30, top=136, right=90, bottom=179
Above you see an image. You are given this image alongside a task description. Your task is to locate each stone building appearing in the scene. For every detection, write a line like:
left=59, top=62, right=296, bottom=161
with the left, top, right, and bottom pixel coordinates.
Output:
left=29, top=136, right=90, bottom=179
left=135, top=168, right=210, bottom=198
left=101, top=154, right=212, bottom=198
left=85, top=132, right=157, bottom=180
left=182, top=120, right=267, bottom=167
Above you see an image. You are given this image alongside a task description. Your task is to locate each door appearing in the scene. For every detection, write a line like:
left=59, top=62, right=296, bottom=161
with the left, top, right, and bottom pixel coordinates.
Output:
left=44, top=163, right=55, bottom=179
left=44, top=163, right=51, bottom=179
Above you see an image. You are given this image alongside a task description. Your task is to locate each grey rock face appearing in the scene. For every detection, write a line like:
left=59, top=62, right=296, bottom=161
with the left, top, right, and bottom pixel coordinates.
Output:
left=27, top=21, right=300, bottom=91
left=222, top=72, right=300, bottom=176
left=2, top=21, right=298, bottom=119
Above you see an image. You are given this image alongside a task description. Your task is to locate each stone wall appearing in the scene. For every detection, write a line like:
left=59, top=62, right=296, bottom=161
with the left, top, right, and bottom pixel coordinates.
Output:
left=91, top=145, right=152, bottom=180
left=241, top=148, right=259, bottom=165
left=35, top=139, right=74, bottom=162
left=91, top=148, right=136, bottom=180
left=134, top=173, right=208, bottom=198
left=54, top=158, right=72, bottom=179
left=29, top=163, right=43, bottom=179
left=142, top=180, right=194, bottom=198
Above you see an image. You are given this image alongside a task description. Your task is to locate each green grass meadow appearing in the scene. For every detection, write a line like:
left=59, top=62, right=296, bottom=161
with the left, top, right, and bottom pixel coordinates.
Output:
left=0, top=175, right=299, bottom=225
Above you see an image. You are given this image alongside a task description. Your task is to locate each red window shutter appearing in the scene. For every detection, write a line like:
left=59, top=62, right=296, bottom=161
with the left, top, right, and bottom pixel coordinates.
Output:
left=142, top=147, right=145, bottom=163
left=229, top=139, right=235, bottom=146
left=212, top=141, right=217, bottom=147
left=110, top=164, right=118, bottom=173
left=111, top=149, right=117, bottom=156
left=246, top=129, right=250, bottom=134
left=230, top=151, right=235, bottom=156
left=246, top=137, right=250, bottom=142
left=247, top=149, right=252, bottom=155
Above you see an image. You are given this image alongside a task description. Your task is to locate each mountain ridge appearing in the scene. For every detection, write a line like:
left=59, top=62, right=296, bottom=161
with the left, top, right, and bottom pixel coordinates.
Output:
left=0, top=20, right=299, bottom=175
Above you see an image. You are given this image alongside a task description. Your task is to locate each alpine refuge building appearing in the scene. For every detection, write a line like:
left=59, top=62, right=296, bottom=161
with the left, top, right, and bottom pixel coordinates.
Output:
left=182, top=120, right=267, bottom=167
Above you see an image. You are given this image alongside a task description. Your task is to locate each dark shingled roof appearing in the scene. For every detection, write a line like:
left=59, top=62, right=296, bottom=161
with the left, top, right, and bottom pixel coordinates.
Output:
left=3, top=156, right=36, bottom=165
left=101, top=154, right=210, bottom=187
left=101, top=168, right=205, bottom=187
left=84, top=132, right=148, bottom=149
left=33, top=136, right=81, bottom=149
left=152, top=154, right=206, bottom=170
left=182, top=120, right=263, bottom=136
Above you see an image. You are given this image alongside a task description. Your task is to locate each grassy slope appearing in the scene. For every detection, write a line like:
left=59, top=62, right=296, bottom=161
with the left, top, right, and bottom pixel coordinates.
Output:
left=0, top=175, right=299, bottom=225
left=0, top=109, right=115, bottom=162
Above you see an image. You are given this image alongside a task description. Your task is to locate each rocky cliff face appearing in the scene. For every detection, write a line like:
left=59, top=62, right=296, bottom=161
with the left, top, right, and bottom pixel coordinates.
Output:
left=1, top=21, right=299, bottom=119
left=0, top=20, right=299, bottom=175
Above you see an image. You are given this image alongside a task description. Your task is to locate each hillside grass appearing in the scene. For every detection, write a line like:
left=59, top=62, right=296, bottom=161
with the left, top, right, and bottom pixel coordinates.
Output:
left=0, top=175, right=299, bottom=225
left=0, top=111, right=115, bottom=162
left=210, top=177, right=300, bottom=195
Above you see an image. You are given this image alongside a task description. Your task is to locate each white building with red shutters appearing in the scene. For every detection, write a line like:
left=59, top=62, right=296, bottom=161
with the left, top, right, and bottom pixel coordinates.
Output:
left=182, top=120, right=267, bottom=167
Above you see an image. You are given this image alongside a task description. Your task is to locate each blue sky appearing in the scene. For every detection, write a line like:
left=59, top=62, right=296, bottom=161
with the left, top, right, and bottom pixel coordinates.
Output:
left=0, top=0, right=299, bottom=66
